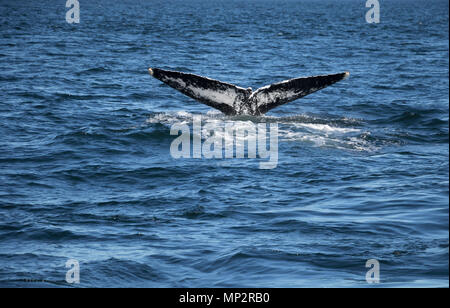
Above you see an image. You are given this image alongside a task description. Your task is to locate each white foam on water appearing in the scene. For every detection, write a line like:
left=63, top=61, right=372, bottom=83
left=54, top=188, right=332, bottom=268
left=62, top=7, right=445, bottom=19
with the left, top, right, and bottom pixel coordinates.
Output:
left=293, top=123, right=361, bottom=134
left=206, top=109, right=222, bottom=116
left=201, top=118, right=257, bottom=148
left=146, top=111, right=376, bottom=152
left=280, top=127, right=376, bottom=152
left=146, top=111, right=194, bottom=125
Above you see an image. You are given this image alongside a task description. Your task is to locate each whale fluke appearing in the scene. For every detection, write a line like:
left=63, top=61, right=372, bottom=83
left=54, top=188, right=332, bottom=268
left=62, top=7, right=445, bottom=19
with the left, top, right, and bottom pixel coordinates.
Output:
left=252, top=72, right=350, bottom=115
left=148, top=67, right=349, bottom=116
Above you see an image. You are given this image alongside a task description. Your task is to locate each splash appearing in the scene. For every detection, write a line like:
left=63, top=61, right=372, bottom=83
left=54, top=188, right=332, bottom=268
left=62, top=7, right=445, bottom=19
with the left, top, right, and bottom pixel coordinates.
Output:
left=146, top=111, right=376, bottom=152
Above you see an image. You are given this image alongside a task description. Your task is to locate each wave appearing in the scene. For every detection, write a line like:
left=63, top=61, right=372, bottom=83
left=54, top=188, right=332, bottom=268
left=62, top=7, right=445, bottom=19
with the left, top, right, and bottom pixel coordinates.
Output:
left=75, top=67, right=111, bottom=76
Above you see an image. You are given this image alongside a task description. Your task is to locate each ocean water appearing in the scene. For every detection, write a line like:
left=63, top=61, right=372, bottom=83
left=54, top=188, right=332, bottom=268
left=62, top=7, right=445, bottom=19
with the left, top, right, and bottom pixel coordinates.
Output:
left=0, top=0, right=448, bottom=288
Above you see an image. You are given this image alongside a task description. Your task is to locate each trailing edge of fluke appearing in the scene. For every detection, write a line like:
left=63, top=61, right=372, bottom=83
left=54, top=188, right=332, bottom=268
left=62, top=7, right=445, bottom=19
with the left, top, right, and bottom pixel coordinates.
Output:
left=148, top=67, right=349, bottom=116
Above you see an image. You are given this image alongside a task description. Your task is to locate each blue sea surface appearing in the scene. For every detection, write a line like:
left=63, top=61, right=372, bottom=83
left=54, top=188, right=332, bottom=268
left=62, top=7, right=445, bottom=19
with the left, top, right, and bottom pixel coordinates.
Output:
left=0, top=0, right=448, bottom=287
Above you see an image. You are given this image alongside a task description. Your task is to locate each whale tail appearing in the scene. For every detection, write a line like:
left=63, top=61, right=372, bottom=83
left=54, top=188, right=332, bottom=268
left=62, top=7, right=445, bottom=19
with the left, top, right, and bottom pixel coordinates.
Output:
left=148, top=67, right=349, bottom=115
